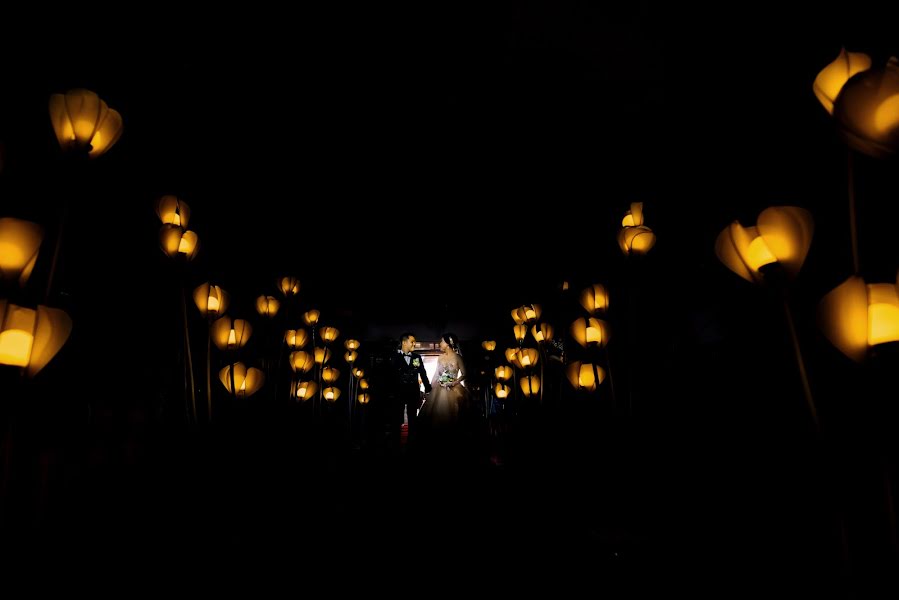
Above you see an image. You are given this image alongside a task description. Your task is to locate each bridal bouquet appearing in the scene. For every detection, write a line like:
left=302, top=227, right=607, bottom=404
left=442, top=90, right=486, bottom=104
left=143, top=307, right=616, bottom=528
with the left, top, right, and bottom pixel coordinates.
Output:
left=438, top=368, right=457, bottom=388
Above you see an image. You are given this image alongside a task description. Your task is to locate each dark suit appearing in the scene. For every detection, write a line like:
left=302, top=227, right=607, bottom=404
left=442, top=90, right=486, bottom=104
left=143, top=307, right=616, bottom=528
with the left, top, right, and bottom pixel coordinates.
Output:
left=392, top=350, right=431, bottom=437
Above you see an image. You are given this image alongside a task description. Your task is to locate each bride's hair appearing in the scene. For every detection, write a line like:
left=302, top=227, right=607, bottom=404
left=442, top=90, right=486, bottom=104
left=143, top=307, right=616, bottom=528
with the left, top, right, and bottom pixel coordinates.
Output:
left=442, top=333, right=461, bottom=355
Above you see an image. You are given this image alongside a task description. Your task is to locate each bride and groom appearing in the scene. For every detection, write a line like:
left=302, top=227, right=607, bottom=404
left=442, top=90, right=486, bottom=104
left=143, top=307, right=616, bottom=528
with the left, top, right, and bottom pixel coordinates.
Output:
left=393, top=332, right=468, bottom=444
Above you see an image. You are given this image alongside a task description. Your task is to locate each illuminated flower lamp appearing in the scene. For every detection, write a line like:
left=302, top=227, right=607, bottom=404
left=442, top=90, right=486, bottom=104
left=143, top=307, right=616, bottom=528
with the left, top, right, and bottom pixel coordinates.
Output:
left=579, top=284, right=609, bottom=315
left=352, top=367, right=365, bottom=379
left=314, top=346, right=331, bottom=365
left=0, top=218, right=43, bottom=290
left=504, top=347, right=519, bottom=365
left=285, top=329, right=308, bottom=349
left=193, top=283, right=230, bottom=319
left=359, top=378, right=370, bottom=390
left=159, top=225, right=199, bottom=261
left=566, top=361, right=605, bottom=392
left=49, top=89, right=123, bottom=158
left=0, top=300, right=72, bottom=377
left=291, top=379, right=317, bottom=401
left=219, top=362, right=265, bottom=398
left=155, top=195, right=191, bottom=228
left=715, top=206, right=813, bottom=285
left=482, top=340, right=496, bottom=352
left=289, top=351, right=314, bottom=373
left=511, top=309, right=525, bottom=325
left=344, top=350, right=358, bottom=364
left=833, top=56, right=899, bottom=159
left=322, top=366, right=340, bottom=384
left=323, top=387, right=341, bottom=402
left=357, top=392, right=371, bottom=405
left=255, top=295, right=280, bottom=318
left=819, top=274, right=899, bottom=363
left=520, top=375, right=540, bottom=397
left=304, top=310, right=320, bottom=326
left=813, top=48, right=872, bottom=115
left=512, top=348, right=539, bottom=369
left=513, top=324, right=528, bottom=344
left=345, top=339, right=361, bottom=351
left=570, top=317, right=611, bottom=349
left=279, top=276, right=300, bottom=297
left=618, top=202, right=656, bottom=256
left=494, top=383, right=511, bottom=399
left=320, top=326, right=340, bottom=344
left=531, top=323, right=554, bottom=344
left=514, top=304, right=542, bottom=325
left=211, top=317, right=252, bottom=351
left=495, top=365, right=513, bottom=381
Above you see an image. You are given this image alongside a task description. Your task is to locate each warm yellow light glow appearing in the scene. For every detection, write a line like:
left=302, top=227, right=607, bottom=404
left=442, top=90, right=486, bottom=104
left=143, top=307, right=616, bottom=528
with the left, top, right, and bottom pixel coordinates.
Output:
left=211, top=317, right=252, bottom=350
left=320, top=326, right=340, bottom=343
left=0, top=218, right=43, bottom=288
left=514, top=304, right=541, bottom=324
left=520, top=375, right=540, bottom=396
left=304, top=310, right=320, bottom=326
left=345, top=339, right=361, bottom=350
left=621, top=202, right=645, bottom=227
left=618, top=226, right=656, bottom=255
left=255, top=295, right=280, bottom=318
left=219, top=363, right=265, bottom=398
left=566, top=361, right=605, bottom=392
left=513, top=324, right=527, bottom=342
left=285, top=329, right=308, bottom=349
left=481, top=340, right=496, bottom=351
left=159, top=225, right=199, bottom=261
left=867, top=283, right=899, bottom=346
left=357, top=393, right=371, bottom=405
left=344, top=350, right=358, bottom=363
left=359, top=379, right=370, bottom=390
left=494, top=383, right=511, bottom=399
left=570, top=317, right=610, bottom=348
left=322, top=366, right=340, bottom=383
left=715, top=207, right=814, bottom=284
left=513, top=348, right=539, bottom=369
left=579, top=284, right=609, bottom=315
left=531, top=323, right=553, bottom=343
left=0, top=301, right=72, bottom=377
left=495, top=366, right=513, bottom=381
left=833, top=57, right=899, bottom=158
left=292, top=380, right=317, bottom=401
left=155, top=195, right=191, bottom=228
left=279, top=276, right=300, bottom=297
left=193, top=283, right=229, bottom=318
left=49, top=89, right=123, bottom=158
left=314, top=346, right=331, bottom=365
left=323, top=387, right=341, bottom=402
left=504, top=348, right=518, bottom=364
left=353, top=368, right=365, bottom=379
left=813, top=48, right=872, bottom=114
left=290, top=351, right=314, bottom=373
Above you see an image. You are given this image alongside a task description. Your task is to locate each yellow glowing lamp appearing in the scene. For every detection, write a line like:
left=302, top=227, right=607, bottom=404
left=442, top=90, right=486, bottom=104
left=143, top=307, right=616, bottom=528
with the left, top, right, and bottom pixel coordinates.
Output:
left=482, top=340, right=496, bottom=351
left=0, top=300, right=72, bottom=377
left=322, top=366, right=340, bottom=383
left=211, top=317, right=252, bottom=350
left=621, top=202, right=645, bottom=227
left=833, top=57, right=899, bottom=158
left=819, top=275, right=899, bottom=362
left=320, top=326, right=339, bottom=343
left=566, top=361, right=605, bottom=392
left=570, top=317, right=610, bottom=349
left=579, top=284, right=610, bottom=315
left=285, top=329, right=308, bottom=349
left=0, top=218, right=44, bottom=288
left=618, top=226, right=656, bottom=256
left=292, top=379, right=317, bottom=401
left=278, top=276, right=300, bottom=297
left=715, top=206, right=814, bottom=284
left=357, top=393, right=371, bottom=405
left=344, top=350, right=358, bottom=364
left=155, top=195, right=191, bottom=228
left=511, top=309, right=525, bottom=325
left=256, top=295, right=281, bottom=318
left=495, top=365, right=513, bottom=381
left=494, top=383, right=511, bottom=399
left=49, top=89, right=123, bottom=158
left=159, top=225, right=199, bottom=261
left=513, top=348, right=540, bottom=369
left=520, top=375, right=540, bottom=397
left=323, top=387, right=341, bottom=402
left=304, top=310, right=320, bottom=326
left=813, top=48, right=872, bottom=115
left=513, top=324, right=528, bottom=342
left=353, top=367, right=365, bottom=379
left=359, top=378, right=370, bottom=390
left=345, top=339, right=361, bottom=350
left=219, top=363, right=265, bottom=398
left=514, top=304, right=542, bottom=325
left=531, top=322, right=554, bottom=344
left=504, top=347, right=519, bottom=364
left=289, top=351, right=314, bottom=373
left=193, top=283, right=230, bottom=318
left=314, top=346, right=331, bottom=365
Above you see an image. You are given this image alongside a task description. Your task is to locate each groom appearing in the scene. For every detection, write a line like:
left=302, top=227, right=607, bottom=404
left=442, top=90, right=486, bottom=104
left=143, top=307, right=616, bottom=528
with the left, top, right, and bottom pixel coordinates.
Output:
left=392, top=332, right=431, bottom=442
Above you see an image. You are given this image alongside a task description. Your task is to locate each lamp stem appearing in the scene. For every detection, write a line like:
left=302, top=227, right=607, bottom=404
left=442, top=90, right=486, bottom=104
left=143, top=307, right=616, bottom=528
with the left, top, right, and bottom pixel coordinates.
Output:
left=206, top=325, right=213, bottom=422
left=782, top=298, right=819, bottom=432
left=181, top=286, right=197, bottom=423
left=43, top=201, right=69, bottom=304
left=847, top=149, right=860, bottom=275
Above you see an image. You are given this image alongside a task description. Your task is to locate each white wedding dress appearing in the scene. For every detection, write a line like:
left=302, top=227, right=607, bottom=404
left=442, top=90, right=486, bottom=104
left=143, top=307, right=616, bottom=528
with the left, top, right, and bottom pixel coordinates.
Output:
left=418, top=353, right=468, bottom=431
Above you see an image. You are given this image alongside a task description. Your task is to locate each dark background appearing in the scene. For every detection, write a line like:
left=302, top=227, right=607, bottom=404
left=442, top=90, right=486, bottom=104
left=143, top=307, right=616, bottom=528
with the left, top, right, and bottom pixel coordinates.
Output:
left=2, top=4, right=899, bottom=593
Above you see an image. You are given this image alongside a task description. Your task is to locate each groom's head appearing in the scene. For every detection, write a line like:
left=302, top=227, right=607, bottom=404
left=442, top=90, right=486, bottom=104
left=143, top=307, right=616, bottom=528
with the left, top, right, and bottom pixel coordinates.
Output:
left=400, top=332, right=416, bottom=354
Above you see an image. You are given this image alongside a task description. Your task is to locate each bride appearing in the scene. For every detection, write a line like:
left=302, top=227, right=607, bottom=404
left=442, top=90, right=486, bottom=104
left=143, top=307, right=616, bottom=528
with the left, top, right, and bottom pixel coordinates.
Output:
left=417, top=333, right=468, bottom=432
